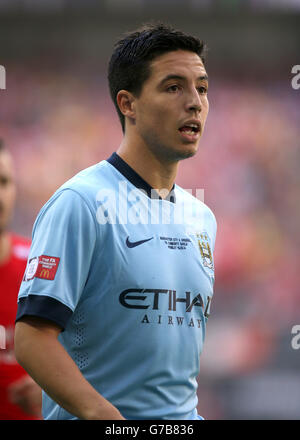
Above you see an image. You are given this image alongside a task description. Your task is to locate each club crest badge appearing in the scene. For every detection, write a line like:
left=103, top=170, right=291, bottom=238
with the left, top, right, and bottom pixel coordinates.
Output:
left=196, top=231, right=214, bottom=270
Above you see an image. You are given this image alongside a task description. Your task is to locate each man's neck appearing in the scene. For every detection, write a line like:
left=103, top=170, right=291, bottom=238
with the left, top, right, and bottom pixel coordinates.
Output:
left=117, top=139, right=179, bottom=196
left=0, top=231, right=11, bottom=265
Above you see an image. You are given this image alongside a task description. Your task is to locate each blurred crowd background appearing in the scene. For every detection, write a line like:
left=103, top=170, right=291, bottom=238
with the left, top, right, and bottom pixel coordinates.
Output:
left=0, top=0, right=299, bottom=419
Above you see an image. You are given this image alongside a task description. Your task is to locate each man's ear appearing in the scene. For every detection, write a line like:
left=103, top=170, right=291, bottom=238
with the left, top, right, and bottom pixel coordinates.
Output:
left=117, top=90, right=136, bottom=121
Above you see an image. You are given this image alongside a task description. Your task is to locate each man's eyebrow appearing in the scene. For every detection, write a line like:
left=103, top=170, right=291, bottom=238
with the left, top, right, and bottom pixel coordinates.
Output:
left=159, top=74, right=209, bottom=85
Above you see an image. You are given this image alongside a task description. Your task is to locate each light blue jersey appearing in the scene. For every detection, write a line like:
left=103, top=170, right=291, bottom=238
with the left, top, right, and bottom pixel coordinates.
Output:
left=16, top=153, right=217, bottom=420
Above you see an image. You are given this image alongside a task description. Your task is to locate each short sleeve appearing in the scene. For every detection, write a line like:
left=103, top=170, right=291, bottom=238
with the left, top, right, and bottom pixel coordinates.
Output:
left=16, top=189, right=97, bottom=330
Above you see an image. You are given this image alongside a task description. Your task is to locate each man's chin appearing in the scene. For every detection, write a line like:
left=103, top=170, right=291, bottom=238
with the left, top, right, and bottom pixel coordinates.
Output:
left=173, top=143, right=199, bottom=161
left=149, top=139, right=199, bottom=163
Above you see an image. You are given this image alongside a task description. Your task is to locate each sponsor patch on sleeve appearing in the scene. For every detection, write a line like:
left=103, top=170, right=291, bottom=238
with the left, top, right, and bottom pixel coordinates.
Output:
left=24, top=255, right=60, bottom=281
left=35, top=255, right=60, bottom=280
left=23, top=257, right=39, bottom=281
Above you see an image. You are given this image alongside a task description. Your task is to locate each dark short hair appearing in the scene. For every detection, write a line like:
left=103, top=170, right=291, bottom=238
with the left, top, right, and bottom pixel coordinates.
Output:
left=108, top=23, right=207, bottom=133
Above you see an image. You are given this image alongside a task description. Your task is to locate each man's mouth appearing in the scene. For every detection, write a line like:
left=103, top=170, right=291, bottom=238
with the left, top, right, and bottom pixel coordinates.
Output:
left=178, top=123, right=201, bottom=141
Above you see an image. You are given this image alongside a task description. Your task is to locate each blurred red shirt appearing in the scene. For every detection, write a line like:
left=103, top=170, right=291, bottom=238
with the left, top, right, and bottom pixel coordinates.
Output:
left=0, top=233, right=37, bottom=420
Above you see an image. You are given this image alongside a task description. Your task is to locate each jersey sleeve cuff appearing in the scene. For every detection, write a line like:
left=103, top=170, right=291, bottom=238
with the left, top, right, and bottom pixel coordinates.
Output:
left=16, top=295, right=73, bottom=331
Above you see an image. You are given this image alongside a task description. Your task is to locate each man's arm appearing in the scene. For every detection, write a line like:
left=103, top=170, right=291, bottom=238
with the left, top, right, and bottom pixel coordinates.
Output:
left=14, top=316, right=125, bottom=420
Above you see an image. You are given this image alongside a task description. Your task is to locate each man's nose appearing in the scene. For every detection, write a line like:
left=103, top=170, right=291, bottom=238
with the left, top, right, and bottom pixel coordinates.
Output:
left=186, top=88, right=202, bottom=113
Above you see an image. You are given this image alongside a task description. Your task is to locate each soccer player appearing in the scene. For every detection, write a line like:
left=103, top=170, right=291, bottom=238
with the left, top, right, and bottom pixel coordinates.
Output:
left=14, top=23, right=217, bottom=420
left=0, top=140, right=41, bottom=419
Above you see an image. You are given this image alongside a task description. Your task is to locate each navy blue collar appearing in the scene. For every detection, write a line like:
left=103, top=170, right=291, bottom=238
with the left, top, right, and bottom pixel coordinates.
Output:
left=106, top=152, right=176, bottom=203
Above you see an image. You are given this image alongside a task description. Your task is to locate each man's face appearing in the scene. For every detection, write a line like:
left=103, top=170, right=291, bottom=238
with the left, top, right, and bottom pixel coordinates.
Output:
left=133, top=50, right=209, bottom=161
left=0, top=151, right=16, bottom=234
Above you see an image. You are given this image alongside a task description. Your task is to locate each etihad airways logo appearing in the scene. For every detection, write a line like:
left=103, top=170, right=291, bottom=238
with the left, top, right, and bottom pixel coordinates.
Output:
left=119, top=288, right=211, bottom=327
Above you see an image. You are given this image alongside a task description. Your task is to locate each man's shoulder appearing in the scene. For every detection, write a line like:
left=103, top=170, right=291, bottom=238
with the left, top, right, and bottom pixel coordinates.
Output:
left=42, top=159, right=115, bottom=209
left=60, top=159, right=114, bottom=193
left=32, top=159, right=118, bottom=233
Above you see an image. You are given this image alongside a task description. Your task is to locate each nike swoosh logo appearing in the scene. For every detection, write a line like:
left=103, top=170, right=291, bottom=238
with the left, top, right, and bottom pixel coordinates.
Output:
left=126, top=236, right=153, bottom=248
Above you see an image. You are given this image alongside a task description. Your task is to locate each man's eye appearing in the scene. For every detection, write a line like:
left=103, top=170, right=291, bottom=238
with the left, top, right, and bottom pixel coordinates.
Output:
left=198, top=86, right=207, bottom=94
left=167, top=85, right=180, bottom=92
